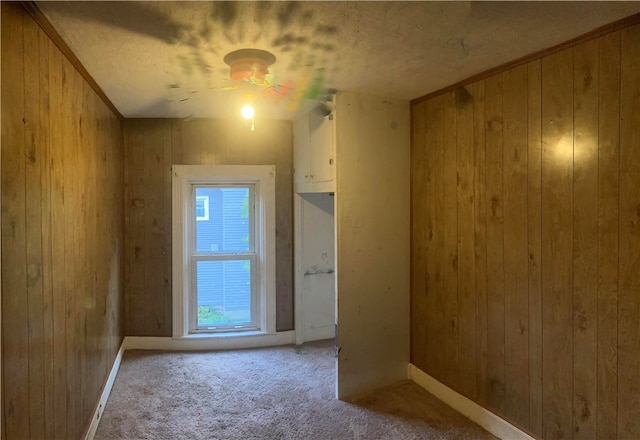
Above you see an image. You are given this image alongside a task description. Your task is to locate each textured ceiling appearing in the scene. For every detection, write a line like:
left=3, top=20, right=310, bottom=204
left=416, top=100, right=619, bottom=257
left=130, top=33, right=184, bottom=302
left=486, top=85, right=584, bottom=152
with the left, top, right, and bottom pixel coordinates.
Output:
left=37, top=1, right=640, bottom=120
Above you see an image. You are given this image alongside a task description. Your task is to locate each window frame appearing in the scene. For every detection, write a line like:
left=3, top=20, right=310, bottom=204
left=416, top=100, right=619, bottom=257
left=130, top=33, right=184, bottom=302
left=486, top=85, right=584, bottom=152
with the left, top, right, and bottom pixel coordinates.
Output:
left=172, top=165, right=276, bottom=338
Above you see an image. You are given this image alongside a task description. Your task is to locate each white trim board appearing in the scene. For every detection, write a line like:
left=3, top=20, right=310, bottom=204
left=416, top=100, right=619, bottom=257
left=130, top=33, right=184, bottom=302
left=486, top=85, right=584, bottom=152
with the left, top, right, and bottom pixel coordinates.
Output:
left=123, top=331, right=295, bottom=351
left=84, top=341, right=126, bottom=440
left=293, top=193, right=304, bottom=345
left=408, top=364, right=536, bottom=440
left=171, top=164, right=277, bottom=338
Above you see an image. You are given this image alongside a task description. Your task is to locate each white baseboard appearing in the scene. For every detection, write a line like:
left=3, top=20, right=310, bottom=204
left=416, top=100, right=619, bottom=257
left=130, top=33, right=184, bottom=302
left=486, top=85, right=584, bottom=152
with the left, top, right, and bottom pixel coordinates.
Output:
left=84, top=341, right=126, bottom=440
left=123, top=330, right=295, bottom=351
left=408, top=364, right=536, bottom=440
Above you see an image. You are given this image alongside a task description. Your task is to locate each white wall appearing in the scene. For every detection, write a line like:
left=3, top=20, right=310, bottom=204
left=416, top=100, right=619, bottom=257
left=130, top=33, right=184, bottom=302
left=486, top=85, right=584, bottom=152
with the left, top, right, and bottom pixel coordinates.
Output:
left=297, top=193, right=335, bottom=342
left=335, top=91, right=410, bottom=398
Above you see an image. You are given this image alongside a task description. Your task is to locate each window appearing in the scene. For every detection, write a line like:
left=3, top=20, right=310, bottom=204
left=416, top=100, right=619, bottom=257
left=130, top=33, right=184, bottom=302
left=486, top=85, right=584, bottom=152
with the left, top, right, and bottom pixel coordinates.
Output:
left=172, top=165, right=276, bottom=336
left=195, top=195, right=209, bottom=221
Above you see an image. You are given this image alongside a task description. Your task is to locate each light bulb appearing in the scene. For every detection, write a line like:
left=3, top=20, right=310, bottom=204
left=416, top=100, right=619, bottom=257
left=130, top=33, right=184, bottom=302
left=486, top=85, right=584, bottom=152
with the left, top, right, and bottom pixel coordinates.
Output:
left=241, top=105, right=255, bottom=120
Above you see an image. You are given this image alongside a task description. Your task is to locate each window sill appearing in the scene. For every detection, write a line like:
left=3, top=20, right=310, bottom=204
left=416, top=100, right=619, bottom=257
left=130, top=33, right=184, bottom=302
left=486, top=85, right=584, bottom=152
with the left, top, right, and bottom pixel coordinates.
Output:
left=181, top=330, right=271, bottom=339
left=123, top=330, right=296, bottom=351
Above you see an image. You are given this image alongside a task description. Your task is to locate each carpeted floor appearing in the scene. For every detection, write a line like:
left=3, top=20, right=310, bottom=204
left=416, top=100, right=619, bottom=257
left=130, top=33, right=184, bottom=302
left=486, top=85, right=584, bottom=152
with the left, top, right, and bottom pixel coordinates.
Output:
left=95, top=339, right=497, bottom=440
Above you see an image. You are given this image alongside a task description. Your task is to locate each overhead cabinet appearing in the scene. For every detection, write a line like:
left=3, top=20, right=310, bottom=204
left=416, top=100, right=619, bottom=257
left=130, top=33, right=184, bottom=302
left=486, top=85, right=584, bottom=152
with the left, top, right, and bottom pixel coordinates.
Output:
left=293, top=108, right=335, bottom=193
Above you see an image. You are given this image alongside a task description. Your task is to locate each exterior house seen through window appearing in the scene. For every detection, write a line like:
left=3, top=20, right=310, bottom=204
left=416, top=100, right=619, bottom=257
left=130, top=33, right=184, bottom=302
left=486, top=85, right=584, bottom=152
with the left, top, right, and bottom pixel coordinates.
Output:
left=195, top=195, right=209, bottom=221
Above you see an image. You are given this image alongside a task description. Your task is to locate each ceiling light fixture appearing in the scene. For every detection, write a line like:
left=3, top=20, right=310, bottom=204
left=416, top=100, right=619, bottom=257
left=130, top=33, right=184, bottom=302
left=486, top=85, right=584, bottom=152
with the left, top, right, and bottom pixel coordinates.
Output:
left=241, top=104, right=255, bottom=131
left=223, top=48, right=276, bottom=84
left=223, top=49, right=276, bottom=132
left=241, top=105, right=255, bottom=120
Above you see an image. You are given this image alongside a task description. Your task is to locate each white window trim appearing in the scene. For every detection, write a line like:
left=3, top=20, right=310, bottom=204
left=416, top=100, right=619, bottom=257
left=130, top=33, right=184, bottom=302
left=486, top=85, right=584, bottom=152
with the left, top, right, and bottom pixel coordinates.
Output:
left=172, top=165, right=276, bottom=338
left=195, top=195, right=209, bottom=221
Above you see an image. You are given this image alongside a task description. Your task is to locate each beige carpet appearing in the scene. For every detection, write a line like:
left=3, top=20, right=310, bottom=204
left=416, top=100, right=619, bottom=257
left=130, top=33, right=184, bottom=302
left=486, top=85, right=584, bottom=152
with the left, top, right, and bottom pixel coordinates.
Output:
left=95, top=339, right=497, bottom=440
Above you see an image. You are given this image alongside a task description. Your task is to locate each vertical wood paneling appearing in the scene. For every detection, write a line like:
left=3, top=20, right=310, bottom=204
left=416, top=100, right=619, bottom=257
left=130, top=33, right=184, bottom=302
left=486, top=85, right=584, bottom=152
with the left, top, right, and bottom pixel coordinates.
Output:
left=430, top=95, right=446, bottom=382
left=617, top=24, right=640, bottom=439
left=442, top=92, right=459, bottom=387
left=199, top=120, right=218, bottom=165
left=74, top=65, right=89, bottom=432
left=143, top=122, right=166, bottom=335
left=122, top=118, right=132, bottom=335
left=23, top=12, right=46, bottom=440
left=61, top=56, right=79, bottom=438
left=455, top=86, right=476, bottom=398
left=541, top=48, right=574, bottom=440
left=181, top=119, right=201, bottom=165
left=260, top=119, right=294, bottom=330
left=1, top=4, right=29, bottom=437
left=572, top=39, right=599, bottom=438
left=423, top=98, right=439, bottom=376
left=484, top=73, right=506, bottom=413
left=38, top=27, right=55, bottom=440
left=84, top=77, right=99, bottom=420
left=84, top=79, right=98, bottom=414
left=410, top=102, right=428, bottom=368
left=171, top=120, right=183, bottom=164
left=162, top=122, right=173, bottom=337
left=48, top=37, right=68, bottom=440
left=472, top=80, right=489, bottom=407
left=596, top=31, right=620, bottom=440
left=124, top=122, right=145, bottom=336
left=411, top=22, right=639, bottom=440
left=273, top=122, right=294, bottom=331
left=527, top=59, right=544, bottom=437
left=123, top=118, right=294, bottom=335
left=93, top=93, right=106, bottom=394
left=502, top=64, right=530, bottom=428
left=2, top=4, right=124, bottom=438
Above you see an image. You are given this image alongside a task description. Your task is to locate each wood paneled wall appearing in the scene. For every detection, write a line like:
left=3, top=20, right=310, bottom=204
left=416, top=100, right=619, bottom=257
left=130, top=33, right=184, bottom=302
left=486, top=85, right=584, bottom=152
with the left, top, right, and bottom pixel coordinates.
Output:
left=1, top=3, right=124, bottom=439
left=411, top=23, right=640, bottom=439
left=123, top=118, right=293, bottom=335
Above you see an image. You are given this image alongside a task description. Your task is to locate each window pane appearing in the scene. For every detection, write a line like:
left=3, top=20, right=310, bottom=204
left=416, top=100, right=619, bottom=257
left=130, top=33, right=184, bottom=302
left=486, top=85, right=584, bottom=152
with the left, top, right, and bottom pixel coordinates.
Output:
left=196, top=260, right=251, bottom=326
left=195, top=196, right=208, bottom=220
left=195, top=187, right=250, bottom=253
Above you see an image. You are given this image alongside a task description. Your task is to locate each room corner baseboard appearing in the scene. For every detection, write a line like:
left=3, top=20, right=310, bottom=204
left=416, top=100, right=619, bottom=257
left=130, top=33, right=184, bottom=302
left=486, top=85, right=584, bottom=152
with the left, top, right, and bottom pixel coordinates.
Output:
left=84, top=341, right=126, bottom=440
left=408, top=364, right=536, bottom=440
left=123, top=330, right=296, bottom=351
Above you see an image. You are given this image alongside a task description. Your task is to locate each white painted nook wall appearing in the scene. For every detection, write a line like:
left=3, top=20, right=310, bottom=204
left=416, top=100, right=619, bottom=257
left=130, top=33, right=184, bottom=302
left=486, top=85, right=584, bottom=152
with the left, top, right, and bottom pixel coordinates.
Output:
left=298, top=193, right=335, bottom=342
left=335, top=91, right=410, bottom=399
